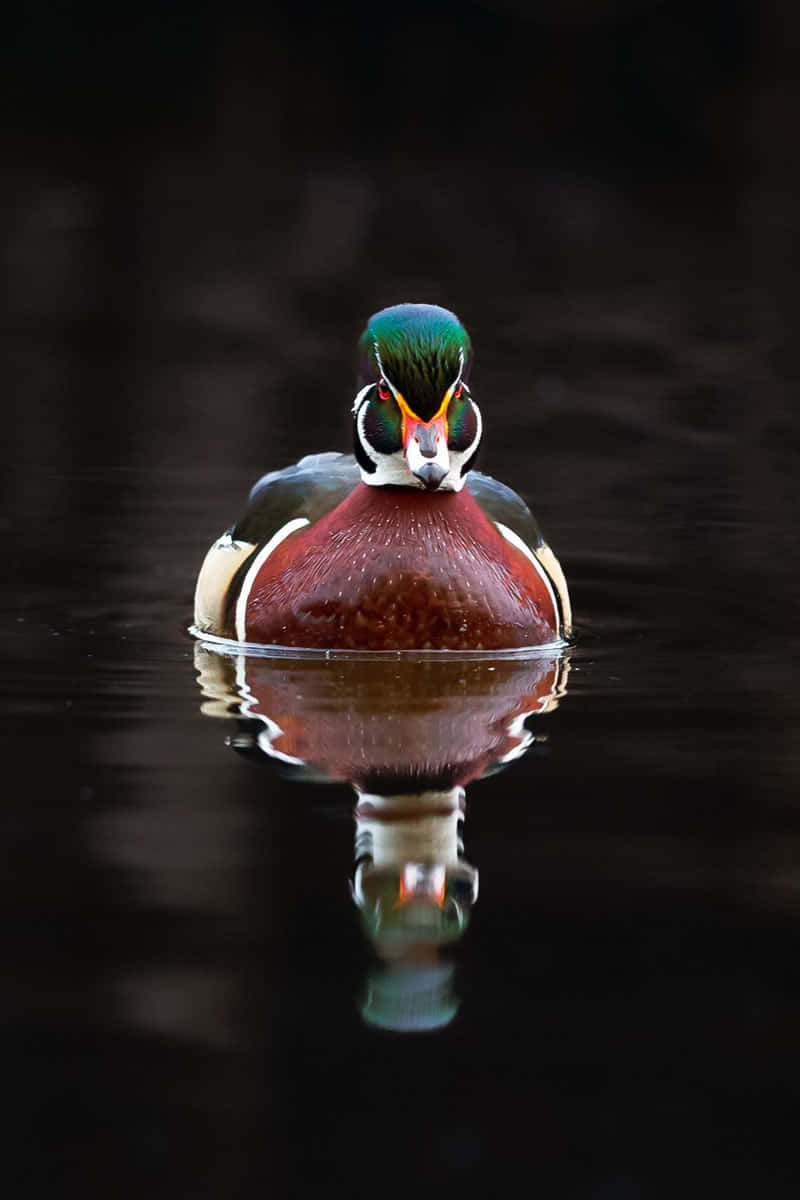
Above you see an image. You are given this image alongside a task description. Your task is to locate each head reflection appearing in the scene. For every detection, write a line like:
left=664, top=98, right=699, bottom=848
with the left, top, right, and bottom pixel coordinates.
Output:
left=353, top=786, right=476, bottom=1032
left=195, top=646, right=569, bottom=1032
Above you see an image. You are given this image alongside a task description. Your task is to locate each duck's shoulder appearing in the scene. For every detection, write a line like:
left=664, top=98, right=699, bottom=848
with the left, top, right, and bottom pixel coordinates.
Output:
left=466, top=471, right=572, bottom=639
left=234, top=452, right=361, bottom=543
left=466, top=471, right=545, bottom=549
left=194, top=452, right=360, bottom=637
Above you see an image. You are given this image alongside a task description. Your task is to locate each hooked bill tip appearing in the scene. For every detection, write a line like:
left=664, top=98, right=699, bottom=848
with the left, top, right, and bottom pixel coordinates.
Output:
left=415, top=462, right=447, bottom=491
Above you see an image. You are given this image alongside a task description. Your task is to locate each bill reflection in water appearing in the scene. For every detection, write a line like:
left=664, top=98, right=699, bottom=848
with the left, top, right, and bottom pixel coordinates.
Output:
left=195, top=647, right=569, bottom=1032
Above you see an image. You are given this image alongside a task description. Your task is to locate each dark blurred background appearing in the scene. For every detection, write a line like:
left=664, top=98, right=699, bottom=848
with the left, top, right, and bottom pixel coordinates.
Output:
left=3, top=0, right=798, bottom=618
left=2, top=3, right=800, bottom=1198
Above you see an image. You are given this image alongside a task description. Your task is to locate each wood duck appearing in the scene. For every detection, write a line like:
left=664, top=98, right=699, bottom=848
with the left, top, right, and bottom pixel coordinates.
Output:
left=194, top=303, right=571, bottom=651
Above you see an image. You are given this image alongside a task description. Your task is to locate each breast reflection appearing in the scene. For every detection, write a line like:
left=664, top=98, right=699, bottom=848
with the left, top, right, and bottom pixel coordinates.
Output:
left=195, top=646, right=569, bottom=1032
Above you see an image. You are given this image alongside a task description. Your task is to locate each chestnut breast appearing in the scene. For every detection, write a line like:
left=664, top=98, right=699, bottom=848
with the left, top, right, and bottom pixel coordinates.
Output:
left=241, top=484, right=558, bottom=650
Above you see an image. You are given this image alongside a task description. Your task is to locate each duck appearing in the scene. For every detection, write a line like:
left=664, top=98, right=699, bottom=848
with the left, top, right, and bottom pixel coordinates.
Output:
left=193, top=303, right=571, bottom=651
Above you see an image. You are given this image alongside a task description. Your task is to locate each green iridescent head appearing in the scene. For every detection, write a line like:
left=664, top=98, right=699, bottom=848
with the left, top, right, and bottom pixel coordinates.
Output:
left=353, top=303, right=482, bottom=492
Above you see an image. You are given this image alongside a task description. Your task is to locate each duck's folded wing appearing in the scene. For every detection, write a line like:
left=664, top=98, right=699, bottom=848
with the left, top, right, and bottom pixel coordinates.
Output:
left=466, top=471, right=572, bottom=638
left=194, top=453, right=361, bottom=636
left=236, top=452, right=361, bottom=541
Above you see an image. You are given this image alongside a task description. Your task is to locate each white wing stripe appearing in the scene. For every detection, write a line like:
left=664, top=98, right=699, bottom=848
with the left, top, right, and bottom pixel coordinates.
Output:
left=494, top=520, right=560, bottom=629
left=234, top=517, right=310, bottom=641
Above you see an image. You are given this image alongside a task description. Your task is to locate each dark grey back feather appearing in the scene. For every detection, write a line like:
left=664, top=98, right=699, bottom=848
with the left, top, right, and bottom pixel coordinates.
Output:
left=233, top=452, right=361, bottom=544
left=466, top=471, right=544, bottom=549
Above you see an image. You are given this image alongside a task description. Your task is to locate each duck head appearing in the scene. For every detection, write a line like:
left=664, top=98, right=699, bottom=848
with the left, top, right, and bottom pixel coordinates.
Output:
left=353, top=303, right=482, bottom=492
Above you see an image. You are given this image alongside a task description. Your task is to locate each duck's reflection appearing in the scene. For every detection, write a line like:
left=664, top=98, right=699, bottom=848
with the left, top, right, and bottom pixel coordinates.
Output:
left=354, top=785, right=475, bottom=1031
left=195, top=646, right=569, bottom=1032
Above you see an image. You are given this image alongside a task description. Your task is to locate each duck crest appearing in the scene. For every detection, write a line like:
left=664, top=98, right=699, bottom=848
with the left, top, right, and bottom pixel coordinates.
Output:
left=359, top=303, right=471, bottom=421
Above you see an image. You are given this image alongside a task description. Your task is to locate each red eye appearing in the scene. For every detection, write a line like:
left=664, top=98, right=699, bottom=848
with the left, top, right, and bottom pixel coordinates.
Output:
left=377, top=380, right=391, bottom=401
left=453, top=384, right=463, bottom=400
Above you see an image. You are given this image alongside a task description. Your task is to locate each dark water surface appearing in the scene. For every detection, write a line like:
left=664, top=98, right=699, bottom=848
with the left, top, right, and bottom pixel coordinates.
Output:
left=3, top=92, right=800, bottom=1198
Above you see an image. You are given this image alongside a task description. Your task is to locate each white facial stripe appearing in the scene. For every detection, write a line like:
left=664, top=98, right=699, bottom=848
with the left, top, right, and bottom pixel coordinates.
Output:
left=356, top=396, right=379, bottom=470
left=352, top=382, right=373, bottom=415
left=448, top=348, right=465, bottom=398
left=459, top=394, right=482, bottom=464
left=372, top=343, right=402, bottom=403
left=354, top=383, right=382, bottom=477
